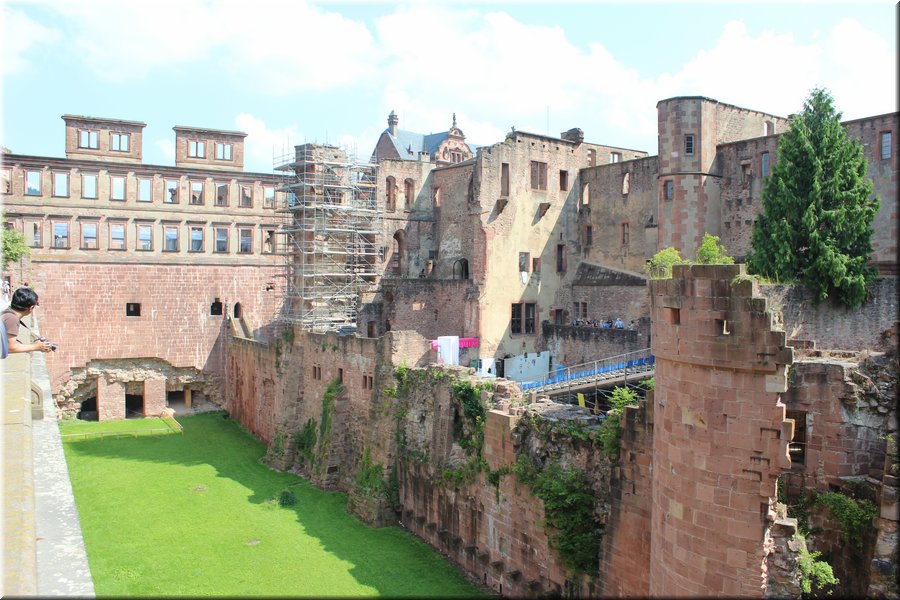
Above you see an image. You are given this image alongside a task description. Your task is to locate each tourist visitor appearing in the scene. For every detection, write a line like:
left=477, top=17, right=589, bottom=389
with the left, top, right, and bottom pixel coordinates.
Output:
left=1, top=287, right=54, bottom=355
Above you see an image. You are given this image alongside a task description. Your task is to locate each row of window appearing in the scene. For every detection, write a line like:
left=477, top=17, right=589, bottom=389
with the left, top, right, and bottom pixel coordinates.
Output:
left=3, top=169, right=277, bottom=207
left=515, top=245, right=568, bottom=275
left=527, top=161, right=570, bottom=192
left=19, top=220, right=276, bottom=254
left=188, top=139, right=233, bottom=161
left=78, top=129, right=236, bottom=163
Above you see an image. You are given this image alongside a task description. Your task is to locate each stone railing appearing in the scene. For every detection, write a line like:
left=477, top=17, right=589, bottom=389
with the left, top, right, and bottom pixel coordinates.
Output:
left=2, top=321, right=38, bottom=596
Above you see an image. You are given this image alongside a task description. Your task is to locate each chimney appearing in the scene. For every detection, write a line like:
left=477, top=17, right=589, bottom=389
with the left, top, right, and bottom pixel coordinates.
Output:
left=388, top=110, right=399, bottom=137
left=560, top=128, right=584, bottom=144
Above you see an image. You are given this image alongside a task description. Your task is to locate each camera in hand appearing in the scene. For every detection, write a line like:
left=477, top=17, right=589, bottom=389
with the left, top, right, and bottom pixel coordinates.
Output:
left=50, top=343, right=58, bottom=351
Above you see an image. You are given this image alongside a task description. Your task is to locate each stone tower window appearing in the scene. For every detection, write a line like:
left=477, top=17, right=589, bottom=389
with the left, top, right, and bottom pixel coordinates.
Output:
left=684, top=135, right=694, bottom=156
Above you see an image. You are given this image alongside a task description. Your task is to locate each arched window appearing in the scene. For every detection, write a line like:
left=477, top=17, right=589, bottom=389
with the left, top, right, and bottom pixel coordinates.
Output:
left=391, top=231, right=405, bottom=276
left=581, top=182, right=590, bottom=206
left=452, top=259, right=469, bottom=280
left=233, top=302, right=242, bottom=319
left=404, top=179, right=414, bottom=209
left=385, top=176, right=396, bottom=212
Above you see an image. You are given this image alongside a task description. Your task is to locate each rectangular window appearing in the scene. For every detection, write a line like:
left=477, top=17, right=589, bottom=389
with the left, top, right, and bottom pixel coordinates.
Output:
left=190, top=181, right=204, bottom=205
left=761, top=152, right=770, bottom=177
left=881, top=132, right=892, bottom=160
left=126, top=303, right=141, bottom=317
left=25, top=221, right=41, bottom=247
left=556, top=244, right=566, bottom=272
left=215, top=143, right=233, bottom=161
left=263, top=229, right=275, bottom=254
left=81, top=222, right=97, bottom=250
left=109, top=223, right=126, bottom=250
left=137, top=224, right=153, bottom=250
left=518, top=252, right=530, bottom=273
left=610, top=152, right=621, bottom=163
left=240, top=185, right=252, bottom=208
left=82, top=174, right=98, bottom=199
left=138, top=178, right=152, bottom=202
left=530, top=161, right=548, bottom=190
left=238, top=228, right=252, bottom=254
left=215, top=227, right=229, bottom=253
left=188, top=140, right=206, bottom=158
left=511, top=303, right=522, bottom=334
left=263, top=186, right=275, bottom=208
left=78, top=130, right=99, bottom=149
left=1, top=169, right=10, bottom=194
left=684, top=135, right=694, bottom=156
left=664, top=180, right=674, bottom=201
left=111, top=175, right=126, bottom=201
left=52, top=172, right=69, bottom=197
left=786, top=410, right=807, bottom=465
left=500, top=162, right=510, bottom=196
left=215, top=183, right=229, bottom=206
left=190, top=226, right=204, bottom=252
left=165, top=179, right=179, bottom=203
left=111, top=133, right=130, bottom=152
left=622, top=222, right=630, bottom=245
left=585, top=225, right=593, bottom=246
left=559, top=170, right=568, bottom=191
left=52, top=222, right=69, bottom=248
left=524, top=303, right=536, bottom=334
left=25, top=170, right=41, bottom=196
left=588, top=149, right=596, bottom=167
left=532, top=257, right=541, bottom=273
left=163, top=225, right=179, bottom=251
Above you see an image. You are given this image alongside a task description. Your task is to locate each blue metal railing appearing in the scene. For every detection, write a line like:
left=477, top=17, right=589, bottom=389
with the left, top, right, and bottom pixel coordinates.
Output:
left=520, top=348, right=654, bottom=393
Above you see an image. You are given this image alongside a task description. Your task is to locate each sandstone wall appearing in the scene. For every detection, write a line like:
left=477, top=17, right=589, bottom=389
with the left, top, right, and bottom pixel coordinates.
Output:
left=649, top=263, right=794, bottom=596
left=28, top=262, right=281, bottom=397
left=759, top=277, right=898, bottom=352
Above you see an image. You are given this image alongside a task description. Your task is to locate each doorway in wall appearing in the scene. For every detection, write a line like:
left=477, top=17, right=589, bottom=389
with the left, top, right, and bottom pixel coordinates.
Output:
left=77, top=396, right=98, bottom=421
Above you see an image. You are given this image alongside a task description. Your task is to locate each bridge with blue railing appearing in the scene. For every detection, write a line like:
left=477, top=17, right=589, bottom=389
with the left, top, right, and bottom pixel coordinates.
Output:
left=519, top=348, right=654, bottom=396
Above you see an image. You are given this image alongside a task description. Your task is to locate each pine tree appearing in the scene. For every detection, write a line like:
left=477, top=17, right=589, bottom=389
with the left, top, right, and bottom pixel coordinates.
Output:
left=748, top=88, right=879, bottom=308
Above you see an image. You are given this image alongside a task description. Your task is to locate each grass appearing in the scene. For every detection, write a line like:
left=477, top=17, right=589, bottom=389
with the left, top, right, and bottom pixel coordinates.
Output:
left=60, top=417, right=181, bottom=439
left=62, top=412, right=486, bottom=597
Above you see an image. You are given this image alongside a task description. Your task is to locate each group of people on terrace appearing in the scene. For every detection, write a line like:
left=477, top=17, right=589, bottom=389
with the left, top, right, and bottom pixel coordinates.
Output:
left=570, top=317, right=636, bottom=330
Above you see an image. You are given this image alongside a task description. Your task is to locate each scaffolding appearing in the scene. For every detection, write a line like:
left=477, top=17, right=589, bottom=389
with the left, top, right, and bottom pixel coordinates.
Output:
left=274, top=144, right=380, bottom=332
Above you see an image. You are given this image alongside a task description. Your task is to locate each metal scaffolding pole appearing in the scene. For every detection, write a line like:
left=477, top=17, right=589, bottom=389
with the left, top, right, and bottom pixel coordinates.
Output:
left=273, top=144, right=380, bottom=333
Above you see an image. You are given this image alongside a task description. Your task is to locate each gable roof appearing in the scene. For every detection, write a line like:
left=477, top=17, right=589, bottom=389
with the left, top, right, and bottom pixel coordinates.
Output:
left=382, top=128, right=479, bottom=161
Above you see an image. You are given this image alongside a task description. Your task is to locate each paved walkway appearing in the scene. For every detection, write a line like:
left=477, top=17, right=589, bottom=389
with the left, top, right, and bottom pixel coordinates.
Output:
left=31, top=351, right=95, bottom=597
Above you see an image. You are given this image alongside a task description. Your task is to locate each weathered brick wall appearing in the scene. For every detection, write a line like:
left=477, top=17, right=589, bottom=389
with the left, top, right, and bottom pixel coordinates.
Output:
left=578, top=156, right=659, bottom=272
left=597, top=399, right=654, bottom=597
left=758, top=278, right=898, bottom=351
left=27, top=262, right=281, bottom=395
left=649, top=264, right=794, bottom=596
left=379, top=279, right=478, bottom=342
left=716, top=136, right=781, bottom=260
left=541, top=322, right=648, bottom=367
left=430, top=163, right=480, bottom=281
left=843, top=113, right=898, bottom=271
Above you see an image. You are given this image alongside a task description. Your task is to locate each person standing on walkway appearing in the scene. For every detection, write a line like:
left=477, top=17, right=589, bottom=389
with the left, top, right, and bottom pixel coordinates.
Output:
left=1, top=287, right=53, bottom=355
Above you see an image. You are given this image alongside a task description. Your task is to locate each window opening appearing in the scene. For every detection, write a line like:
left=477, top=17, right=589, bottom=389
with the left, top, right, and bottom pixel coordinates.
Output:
left=684, top=135, right=694, bottom=156
left=530, top=161, right=547, bottom=190
left=111, top=133, right=129, bottom=152
left=621, top=222, right=630, bottom=245
left=190, top=181, right=204, bottom=205
left=111, top=175, right=126, bottom=200
left=215, top=227, right=229, bottom=253
left=53, top=172, right=69, bottom=197
left=664, top=180, right=674, bottom=201
left=52, top=222, right=69, bottom=248
left=216, top=143, right=233, bottom=160
left=79, top=130, right=98, bottom=149
left=26, top=171, right=41, bottom=195
left=210, top=298, right=223, bottom=316
left=126, top=303, right=141, bottom=317
left=882, top=132, right=892, bottom=160
left=500, top=163, right=510, bottom=196
left=786, top=410, right=807, bottom=465
left=510, top=303, right=522, bottom=334
left=761, top=152, right=770, bottom=177
left=263, top=186, right=275, bottom=208
left=109, top=223, right=125, bottom=250
left=233, top=302, right=242, bottom=319
left=524, top=303, right=536, bottom=334
left=238, top=228, right=252, bottom=253
left=559, top=170, right=568, bottom=191
left=240, top=185, right=252, bottom=207
left=216, top=183, right=228, bottom=206
left=585, top=225, right=593, bottom=246
left=164, top=225, right=179, bottom=251
left=610, top=152, right=621, bottom=163
left=188, top=140, right=206, bottom=158
left=25, top=221, right=41, bottom=247
left=137, top=224, right=152, bottom=250
left=138, top=178, right=152, bottom=202
left=81, top=222, right=98, bottom=249
left=190, top=226, right=203, bottom=252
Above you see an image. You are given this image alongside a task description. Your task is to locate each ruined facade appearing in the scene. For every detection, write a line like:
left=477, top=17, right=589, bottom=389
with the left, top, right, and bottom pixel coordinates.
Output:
left=2, top=115, right=284, bottom=417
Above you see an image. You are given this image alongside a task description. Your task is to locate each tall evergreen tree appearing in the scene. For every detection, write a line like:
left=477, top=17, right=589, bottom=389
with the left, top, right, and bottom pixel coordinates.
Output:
left=748, top=88, right=879, bottom=308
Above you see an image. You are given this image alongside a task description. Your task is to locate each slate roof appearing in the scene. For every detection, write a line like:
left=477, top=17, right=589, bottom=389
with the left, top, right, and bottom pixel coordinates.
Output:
left=383, top=128, right=479, bottom=161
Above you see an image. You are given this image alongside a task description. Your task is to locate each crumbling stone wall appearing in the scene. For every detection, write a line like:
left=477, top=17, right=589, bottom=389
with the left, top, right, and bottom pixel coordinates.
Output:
left=578, top=156, right=659, bottom=273
left=759, top=278, right=898, bottom=352
left=649, top=264, right=794, bottom=596
left=378, top=279, right=479, bottom=342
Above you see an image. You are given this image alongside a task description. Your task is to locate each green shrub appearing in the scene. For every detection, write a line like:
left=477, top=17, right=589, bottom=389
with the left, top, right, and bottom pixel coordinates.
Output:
left=796, top=533, right=838, bottom=595
left=695, top=233, right=735, bottom=265
left=645, top=246, right=686, bottom=279
left=293, top=419, right=317, bottom=466
left=596, top=386, right=638, bottom=459
left=278, top=489, right=297, bottom=507
left=815, top=490, right=877, bottom=549
left=354, top=447, right=384, bottom=497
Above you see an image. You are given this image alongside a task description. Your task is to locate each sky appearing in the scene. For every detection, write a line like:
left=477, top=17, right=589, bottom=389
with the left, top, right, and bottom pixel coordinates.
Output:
left=1, top=0, right=896, bottom=174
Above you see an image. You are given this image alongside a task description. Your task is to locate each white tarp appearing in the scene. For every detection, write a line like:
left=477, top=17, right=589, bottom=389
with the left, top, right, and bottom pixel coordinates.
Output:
left=436, top=336, right=460, bottom=365
left=504, top=351, right=551, bottom=383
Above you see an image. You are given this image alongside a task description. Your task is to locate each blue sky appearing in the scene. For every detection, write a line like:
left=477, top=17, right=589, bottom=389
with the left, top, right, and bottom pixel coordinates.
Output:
left=1, top=1, right=896, bottom=174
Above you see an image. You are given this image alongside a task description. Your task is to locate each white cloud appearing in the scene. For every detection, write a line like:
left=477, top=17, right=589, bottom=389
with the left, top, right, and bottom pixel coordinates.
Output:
left=31, top=0, right=378, bottom=91
left=234, top=113, right=302, bottom=173
left=155, top=138, right=175, bottom=163
left=1, top=5, right=61, bottom=76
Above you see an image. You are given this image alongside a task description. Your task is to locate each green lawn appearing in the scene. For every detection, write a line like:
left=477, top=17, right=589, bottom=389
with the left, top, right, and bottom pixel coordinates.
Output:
left=60, top=417, right=179, bottom=438
left=62, top=412, right=486, bottom=597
